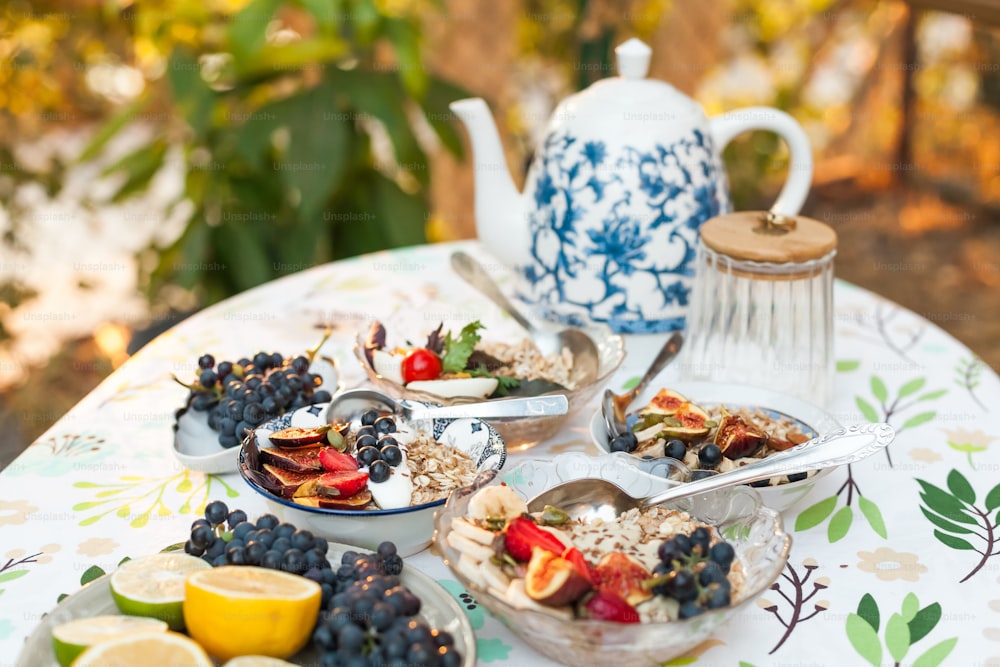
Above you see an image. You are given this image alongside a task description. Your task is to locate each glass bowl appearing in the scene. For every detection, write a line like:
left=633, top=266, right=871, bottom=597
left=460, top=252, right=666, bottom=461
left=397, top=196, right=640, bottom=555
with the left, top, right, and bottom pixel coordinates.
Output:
left=354, top=322, right=625, bottom=449
left=238, top=401, right=506, bottom=557
left=590, top=381, right=842, bottom=512
left=432, top=453, right=791, bottom=667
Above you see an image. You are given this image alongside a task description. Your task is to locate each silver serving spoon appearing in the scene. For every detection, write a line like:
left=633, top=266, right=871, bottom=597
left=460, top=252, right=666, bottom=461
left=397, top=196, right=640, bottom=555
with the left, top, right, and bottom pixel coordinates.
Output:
left=526, top=423, right=895, bottom=521
left=325, top=387, right=568, bottom=426
left=450, top=251, right=601, bottom=385
left=602, top=332, right=683, bottom=438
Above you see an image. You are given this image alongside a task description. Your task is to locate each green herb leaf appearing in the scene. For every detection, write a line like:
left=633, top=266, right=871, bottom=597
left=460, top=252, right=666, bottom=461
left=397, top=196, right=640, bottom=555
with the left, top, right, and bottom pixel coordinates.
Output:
left=858, top=496, right=887, bottom=538
left=795, top=496, right=838, bottom=532
left=828, top=505, right=853, bottom=542
left=846, top=612, right=883, bottom=666
left=898, top=377, right=926, bottom=398
left=901, top=412, right=937, bottom=430
left=919, top=506, right=974, bottom=535
left=855, top=396, right=879, bottom=423
left=871, top=376, right=888, bottom=403
left=901, top=593, right=920, bottom=622
left=910, top=637, right=957, bottom=667
left=440, top=321, right=484, bottom=373
left=908, top=602, right=942, bottom=644
left=857, top=593, right=880, bottom=632
left=885, top=613, right=911, bottom=663
left=933, top=530, right=976, bottom=550
left=985, top=482, right=1000, bottom=512
left=946, top=469, right=976, bottom=505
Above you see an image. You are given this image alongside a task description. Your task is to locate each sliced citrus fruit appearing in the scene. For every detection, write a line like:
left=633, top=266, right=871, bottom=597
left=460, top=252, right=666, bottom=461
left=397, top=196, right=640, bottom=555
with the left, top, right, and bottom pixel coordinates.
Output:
left=184, top=566, right=321, bottom=660
left=72, top=631, right=212, bottom=667
left=109, top=553, right=211, bottom=630
left=223, top=657, right=298, bottom=667
left=51, top=615, right=168, bottom=667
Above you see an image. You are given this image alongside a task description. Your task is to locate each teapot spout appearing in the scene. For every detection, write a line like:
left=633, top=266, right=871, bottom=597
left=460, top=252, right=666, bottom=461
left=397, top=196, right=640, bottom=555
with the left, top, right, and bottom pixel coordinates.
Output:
left=449, top=98, right=528, bottom=267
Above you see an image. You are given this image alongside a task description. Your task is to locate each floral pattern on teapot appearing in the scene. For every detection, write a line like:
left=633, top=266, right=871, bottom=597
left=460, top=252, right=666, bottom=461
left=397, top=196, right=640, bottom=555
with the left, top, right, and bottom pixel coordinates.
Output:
left=518, top=128, right=730, bottom=334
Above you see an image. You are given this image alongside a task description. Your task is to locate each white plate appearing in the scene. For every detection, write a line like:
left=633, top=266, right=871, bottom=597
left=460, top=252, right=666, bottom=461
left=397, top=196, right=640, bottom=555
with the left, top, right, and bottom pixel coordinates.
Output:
left=16, top=542, right=476, bottom=667
left=589, top=380, right=842, bottom=512
left=173, top=357, right=341, bottom=474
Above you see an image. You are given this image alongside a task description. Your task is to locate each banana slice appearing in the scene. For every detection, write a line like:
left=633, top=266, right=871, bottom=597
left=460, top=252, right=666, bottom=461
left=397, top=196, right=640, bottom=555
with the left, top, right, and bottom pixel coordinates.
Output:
left=372, top=350, right=404, bottom=384
left=467, top=485, right=528, bottom=522
left=456, top=554, right=486, bottom=587
left=479, top=560, right=510, bottom=591
left=451, top=518, right=498, bottom=546
left=447, top=530, right=494, bottom=563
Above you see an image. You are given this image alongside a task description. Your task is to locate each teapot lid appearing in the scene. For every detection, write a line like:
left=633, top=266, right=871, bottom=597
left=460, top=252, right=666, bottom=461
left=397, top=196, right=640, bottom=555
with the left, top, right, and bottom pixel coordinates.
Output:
left=700, top=212, right=838, bottom=264
left=553, top=38, right=703, bottom=125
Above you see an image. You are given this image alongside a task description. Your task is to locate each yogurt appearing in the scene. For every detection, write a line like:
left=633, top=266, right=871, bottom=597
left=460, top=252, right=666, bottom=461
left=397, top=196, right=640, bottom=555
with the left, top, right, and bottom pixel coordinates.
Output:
left=363, top=424, right=417, bottom=509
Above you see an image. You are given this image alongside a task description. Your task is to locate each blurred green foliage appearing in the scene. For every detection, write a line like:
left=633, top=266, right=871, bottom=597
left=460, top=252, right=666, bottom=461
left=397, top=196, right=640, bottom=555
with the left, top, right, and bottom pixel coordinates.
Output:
left=82, top=0, right=467, bottom=304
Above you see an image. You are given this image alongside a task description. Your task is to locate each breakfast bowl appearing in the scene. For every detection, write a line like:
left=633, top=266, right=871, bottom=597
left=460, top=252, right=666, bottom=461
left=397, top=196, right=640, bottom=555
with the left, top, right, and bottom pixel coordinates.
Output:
left=238, top=400, right=506, bottom=557
left=432, top=452, right=790, bottom=667
left=590, top=381, right=841, bottom=512
left=354, top=318, right=625, bottom=449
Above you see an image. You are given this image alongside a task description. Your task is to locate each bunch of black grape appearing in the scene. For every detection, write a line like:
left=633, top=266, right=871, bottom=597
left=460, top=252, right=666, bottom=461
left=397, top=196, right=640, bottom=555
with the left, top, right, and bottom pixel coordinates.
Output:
left=649, top=526, right=736, bottom=619
left=312, top=542, right=462, bottom=667
left=185, top=501, right=337, bottom=606
left=181, top=352, right=332, bottom=448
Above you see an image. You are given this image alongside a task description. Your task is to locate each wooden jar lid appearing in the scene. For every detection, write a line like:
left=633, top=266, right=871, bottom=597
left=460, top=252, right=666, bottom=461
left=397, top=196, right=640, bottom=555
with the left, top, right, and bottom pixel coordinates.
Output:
left=700, top=212, right=837, bottom=263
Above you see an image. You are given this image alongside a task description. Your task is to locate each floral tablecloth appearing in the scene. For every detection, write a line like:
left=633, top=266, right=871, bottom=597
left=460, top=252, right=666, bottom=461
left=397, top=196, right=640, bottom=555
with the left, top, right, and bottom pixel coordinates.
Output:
left=3, top=240, right=1000, bottom=667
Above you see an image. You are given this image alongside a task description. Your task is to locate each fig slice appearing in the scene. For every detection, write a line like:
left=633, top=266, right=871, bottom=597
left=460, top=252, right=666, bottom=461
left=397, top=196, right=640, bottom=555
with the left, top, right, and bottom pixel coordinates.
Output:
left=638, top=388, right=690, bottom=416
left=714, top=414, right=769, bottom=459
left=267, top=425, right=332, bottom=448
left=593, top=552, right=653, bottom=607
left=524, top=547, right=592, bottom=607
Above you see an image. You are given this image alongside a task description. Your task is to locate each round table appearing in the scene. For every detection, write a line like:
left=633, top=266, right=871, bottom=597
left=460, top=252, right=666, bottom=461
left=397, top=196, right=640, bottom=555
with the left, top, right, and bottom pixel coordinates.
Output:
left=3, top=240, right=999, bottom=667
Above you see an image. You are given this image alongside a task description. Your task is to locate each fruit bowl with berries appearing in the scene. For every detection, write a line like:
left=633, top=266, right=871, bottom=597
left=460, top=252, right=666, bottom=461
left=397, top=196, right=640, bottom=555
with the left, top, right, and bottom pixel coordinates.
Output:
left=354, top=318, right=625, bottom=449
left=432, top=452, right=790, bottom=667
left=172, top=341, right=341, bottom=474
left=238, top=402, right=507, bottom=556
left=590, top=381, right=842, bottom=512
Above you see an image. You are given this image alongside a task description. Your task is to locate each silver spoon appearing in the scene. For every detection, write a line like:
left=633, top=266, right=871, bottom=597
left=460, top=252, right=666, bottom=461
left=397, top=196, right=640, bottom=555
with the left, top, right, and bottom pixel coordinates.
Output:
left=325, top=387, right=568, bottom=426
left=526, top=423, right=895, bottom=520
left=602, top=332, right=683, bottom=438
left=450, top=251, right=601, bottom=385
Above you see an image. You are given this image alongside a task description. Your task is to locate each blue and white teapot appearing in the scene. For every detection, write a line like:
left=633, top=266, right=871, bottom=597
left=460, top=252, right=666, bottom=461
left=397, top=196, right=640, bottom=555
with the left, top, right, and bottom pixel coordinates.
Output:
left=451, top=38, right=813, bottom=334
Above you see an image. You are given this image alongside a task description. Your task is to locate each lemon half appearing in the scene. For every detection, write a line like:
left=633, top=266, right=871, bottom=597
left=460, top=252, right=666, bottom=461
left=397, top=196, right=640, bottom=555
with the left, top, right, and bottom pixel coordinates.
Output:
left=71, top=631, right=212, bottom=667
left=184, top=566, right=321, bottom=661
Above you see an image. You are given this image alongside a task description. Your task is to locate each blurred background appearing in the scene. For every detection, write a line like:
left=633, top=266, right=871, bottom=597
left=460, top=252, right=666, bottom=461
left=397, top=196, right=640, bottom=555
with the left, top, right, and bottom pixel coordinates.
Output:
left=1, top=0, right=998, bottom=463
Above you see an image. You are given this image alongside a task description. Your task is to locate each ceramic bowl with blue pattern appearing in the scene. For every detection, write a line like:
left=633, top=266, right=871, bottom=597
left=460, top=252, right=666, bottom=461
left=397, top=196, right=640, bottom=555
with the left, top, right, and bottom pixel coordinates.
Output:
left=238, top=400, right=507, bottom=557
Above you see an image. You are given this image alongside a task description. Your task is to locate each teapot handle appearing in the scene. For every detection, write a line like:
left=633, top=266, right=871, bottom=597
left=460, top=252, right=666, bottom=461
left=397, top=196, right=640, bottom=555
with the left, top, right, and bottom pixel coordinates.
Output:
left=708, top=107, right=813, bottom=216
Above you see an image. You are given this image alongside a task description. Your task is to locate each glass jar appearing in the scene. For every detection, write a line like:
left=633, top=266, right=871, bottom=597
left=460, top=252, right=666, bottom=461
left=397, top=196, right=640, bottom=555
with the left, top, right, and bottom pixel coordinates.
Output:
left=679, top=211, right=837, bottom=407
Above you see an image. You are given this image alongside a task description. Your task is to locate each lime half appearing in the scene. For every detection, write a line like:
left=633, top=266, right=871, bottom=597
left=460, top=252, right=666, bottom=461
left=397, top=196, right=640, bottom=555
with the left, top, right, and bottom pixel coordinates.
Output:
left=109, top=553, right=210, bottom=630
left=72, top=631, right=212, bottom=667
left=51, top=615, right=168, bottom=667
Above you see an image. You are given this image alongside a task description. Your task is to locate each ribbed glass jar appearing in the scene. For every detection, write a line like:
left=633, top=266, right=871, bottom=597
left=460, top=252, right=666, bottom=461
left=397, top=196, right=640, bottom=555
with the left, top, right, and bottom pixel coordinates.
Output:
left=679, top=212, right=837, bottom=407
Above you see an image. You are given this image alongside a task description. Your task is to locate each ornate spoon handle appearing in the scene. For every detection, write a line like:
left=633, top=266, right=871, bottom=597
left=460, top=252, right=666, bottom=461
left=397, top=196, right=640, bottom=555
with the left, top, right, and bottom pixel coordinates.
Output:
left=640, top=423, right=895, bottom=508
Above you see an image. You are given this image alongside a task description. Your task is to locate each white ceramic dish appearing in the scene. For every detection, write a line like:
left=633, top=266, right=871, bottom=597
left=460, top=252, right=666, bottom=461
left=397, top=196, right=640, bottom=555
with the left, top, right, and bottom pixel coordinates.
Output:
left=173, top=357, right=340, bottom=474
left=16, top=541, right=477, bottom=667
left=239, top=400, right=507, bottom=557
left=589, top=381, right=842, bottom=512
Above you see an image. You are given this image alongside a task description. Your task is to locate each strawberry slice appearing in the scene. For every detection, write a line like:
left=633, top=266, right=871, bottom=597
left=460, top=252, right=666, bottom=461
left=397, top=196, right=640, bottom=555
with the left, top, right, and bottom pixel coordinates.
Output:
left=503, top=517, right=566, bottom=562
left=582, top=590, right=640, bottom=623
left=319, top=448, right=358, bottom=473
left=268, top=425, right=332, bottom=448
left=562, top=547, right=596, bottom=585
left=316, top=470, right=369, bottom=498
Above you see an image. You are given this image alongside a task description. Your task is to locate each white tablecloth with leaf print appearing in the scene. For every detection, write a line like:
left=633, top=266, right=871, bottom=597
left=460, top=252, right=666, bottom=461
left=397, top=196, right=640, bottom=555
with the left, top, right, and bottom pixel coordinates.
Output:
left=2, top=240, right=999, bottom=667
